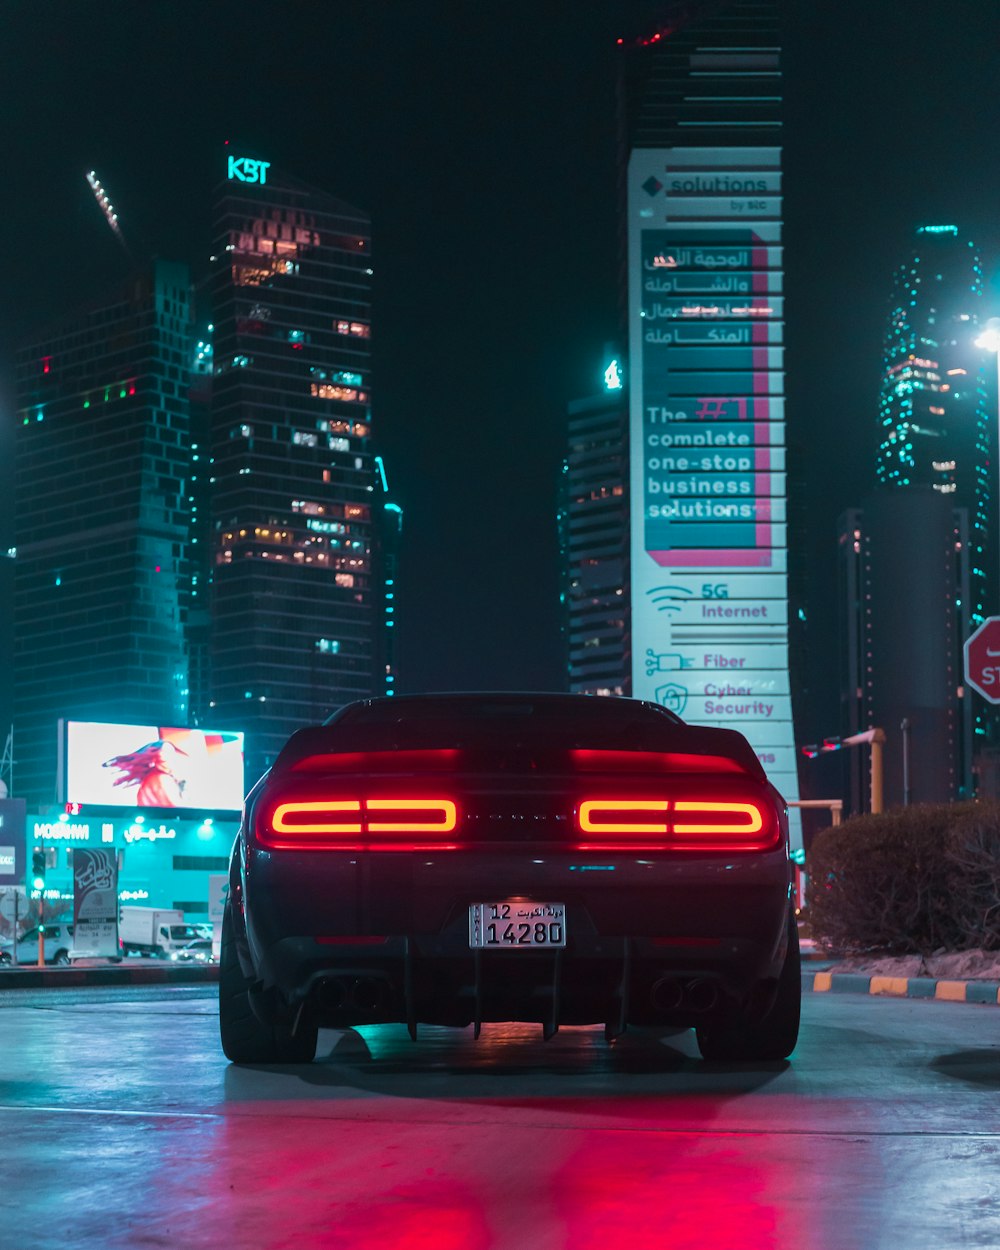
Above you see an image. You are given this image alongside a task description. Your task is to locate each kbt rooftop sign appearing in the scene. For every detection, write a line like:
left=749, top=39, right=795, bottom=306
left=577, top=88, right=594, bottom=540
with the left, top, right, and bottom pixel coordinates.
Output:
left=228, top=156, right=270, bottom=185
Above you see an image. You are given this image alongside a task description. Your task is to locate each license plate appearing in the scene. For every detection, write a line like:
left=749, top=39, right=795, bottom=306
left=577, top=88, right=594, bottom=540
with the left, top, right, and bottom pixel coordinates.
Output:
left=469, top=901, right=566, bottom=948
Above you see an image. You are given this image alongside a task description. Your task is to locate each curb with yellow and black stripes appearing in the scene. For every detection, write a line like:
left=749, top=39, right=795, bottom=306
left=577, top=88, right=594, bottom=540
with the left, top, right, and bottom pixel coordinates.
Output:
left=802, top=970, right=1000, bottom=1005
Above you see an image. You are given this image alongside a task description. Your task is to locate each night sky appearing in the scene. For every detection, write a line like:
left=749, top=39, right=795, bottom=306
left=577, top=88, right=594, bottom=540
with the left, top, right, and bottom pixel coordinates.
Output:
left=3, top=0, right=1000, bottom=736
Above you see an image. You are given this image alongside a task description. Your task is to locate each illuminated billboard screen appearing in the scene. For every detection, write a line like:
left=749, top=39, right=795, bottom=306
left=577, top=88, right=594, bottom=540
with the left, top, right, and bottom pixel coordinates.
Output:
left=65, top=723, right=245, bottom=811
left=627, top=145, right=801, bottom=847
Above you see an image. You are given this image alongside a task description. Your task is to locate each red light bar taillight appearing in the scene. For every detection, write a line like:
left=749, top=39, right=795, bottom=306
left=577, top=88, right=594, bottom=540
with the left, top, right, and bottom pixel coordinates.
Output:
left=576, top=797, right=778, bottom=852
left=259, top=798, right=458, bottom=851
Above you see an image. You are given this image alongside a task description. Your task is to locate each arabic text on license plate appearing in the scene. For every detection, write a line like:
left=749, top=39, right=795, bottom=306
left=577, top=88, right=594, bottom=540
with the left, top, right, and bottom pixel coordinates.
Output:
left=469, top=901, right=566, bottom=948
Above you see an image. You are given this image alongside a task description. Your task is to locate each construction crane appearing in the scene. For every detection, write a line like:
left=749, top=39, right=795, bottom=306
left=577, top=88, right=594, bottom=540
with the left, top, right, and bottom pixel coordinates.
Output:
left=85, top=170, right=129, bottom=255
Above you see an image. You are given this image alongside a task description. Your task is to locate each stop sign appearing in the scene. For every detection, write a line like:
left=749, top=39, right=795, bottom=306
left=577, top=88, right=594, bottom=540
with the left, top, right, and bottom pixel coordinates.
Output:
left=964, top=617, right=1000, bottom=703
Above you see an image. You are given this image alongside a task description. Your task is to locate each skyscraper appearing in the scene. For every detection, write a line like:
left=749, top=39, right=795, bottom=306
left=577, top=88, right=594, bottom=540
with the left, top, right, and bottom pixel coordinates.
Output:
left=206, top=155, right=387, bottom=783
left=620, top=0, right=801, bottom=839
left=559, top=360, right=630, bottom=696
left=838, top=492, right=972, bottom=809
left=875, top=225, right=990, bottom=627
left=14, top=260, right=195, bottom=805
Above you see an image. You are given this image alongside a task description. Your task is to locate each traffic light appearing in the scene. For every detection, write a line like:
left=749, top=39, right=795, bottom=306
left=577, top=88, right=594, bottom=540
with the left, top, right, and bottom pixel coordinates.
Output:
left=31, top=849, right=45, bottom=893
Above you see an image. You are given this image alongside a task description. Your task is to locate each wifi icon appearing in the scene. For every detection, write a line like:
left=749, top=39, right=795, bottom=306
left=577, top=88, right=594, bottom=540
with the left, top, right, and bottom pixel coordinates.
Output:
left=646, top=585, right=693, bottom=613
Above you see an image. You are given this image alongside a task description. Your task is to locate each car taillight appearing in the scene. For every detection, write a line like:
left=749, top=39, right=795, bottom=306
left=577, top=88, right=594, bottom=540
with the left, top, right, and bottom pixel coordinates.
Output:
left=259, top=797, right=459, bottom=851
left=576, top=797, right=778, bottom=852
left=578, top=800, right=668, bottom=835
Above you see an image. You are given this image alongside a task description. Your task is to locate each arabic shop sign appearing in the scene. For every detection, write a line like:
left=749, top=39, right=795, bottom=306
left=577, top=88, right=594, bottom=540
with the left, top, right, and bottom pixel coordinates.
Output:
left=123, top=823, right=178, bottom=845
left=227, top=156, right=270, bottom=185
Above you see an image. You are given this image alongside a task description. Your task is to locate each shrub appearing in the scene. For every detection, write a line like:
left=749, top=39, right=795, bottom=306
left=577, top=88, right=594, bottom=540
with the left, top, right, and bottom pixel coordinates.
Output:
left=942, top=801, right=1000, bottom=951
left=806, top=803, right=974, bottom=955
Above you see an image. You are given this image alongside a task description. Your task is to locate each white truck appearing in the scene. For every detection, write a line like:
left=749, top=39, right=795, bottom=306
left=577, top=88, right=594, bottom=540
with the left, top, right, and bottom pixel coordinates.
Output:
left=119, top=907, right=197, bottom=957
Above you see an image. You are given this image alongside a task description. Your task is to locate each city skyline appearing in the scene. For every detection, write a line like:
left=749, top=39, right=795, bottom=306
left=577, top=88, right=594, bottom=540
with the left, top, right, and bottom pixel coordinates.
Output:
left=3, top=0, right=1000, bottom=731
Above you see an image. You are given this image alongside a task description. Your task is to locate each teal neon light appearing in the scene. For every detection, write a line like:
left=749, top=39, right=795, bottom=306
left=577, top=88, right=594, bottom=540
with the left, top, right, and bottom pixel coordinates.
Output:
left=604, top=359, right=623, bottom=391
left=916, top=224, right=958, bottom=236
left=374, top=454, right=389, bottom=492
left=228, top=156, right=270, bottom=185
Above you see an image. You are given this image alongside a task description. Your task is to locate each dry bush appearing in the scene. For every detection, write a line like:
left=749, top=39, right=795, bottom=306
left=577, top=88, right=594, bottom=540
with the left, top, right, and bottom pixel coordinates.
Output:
left=806, top=804, right=973, bottom=955
left=943, top=802, right=1000, bottom=951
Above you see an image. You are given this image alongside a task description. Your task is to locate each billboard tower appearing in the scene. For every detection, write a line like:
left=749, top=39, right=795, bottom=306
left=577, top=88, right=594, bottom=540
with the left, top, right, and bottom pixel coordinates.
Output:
left=622, top=1, right=800, bottom=841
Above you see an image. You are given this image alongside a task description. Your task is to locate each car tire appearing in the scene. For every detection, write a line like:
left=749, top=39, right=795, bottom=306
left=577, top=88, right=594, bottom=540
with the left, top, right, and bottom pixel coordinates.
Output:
left=219, top=902, right=317, bottom=1064
left=53, top=949, right=70, bottom=966
left=695, top=915, right=800, bottom=1062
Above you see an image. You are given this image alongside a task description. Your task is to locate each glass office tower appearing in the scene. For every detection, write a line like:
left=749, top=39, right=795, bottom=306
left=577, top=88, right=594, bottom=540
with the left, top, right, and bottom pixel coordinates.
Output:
left=14, top=260, right=195, bottom=805
left=207, top=156, right=384, bottom=784
left=560, top=364, right=630, bottom=696
left=875, top=225, right=990, bottom=627
left=621, top=0, right=801, bottom=840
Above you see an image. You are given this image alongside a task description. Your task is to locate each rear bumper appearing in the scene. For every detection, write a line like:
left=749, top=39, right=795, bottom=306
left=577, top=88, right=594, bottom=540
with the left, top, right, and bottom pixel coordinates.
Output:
left=234, top=841, right=792, bottom=1034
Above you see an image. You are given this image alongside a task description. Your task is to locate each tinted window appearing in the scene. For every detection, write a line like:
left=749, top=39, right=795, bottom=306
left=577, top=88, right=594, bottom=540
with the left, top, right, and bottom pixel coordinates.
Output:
left=317, top=695, right=684, bottom=752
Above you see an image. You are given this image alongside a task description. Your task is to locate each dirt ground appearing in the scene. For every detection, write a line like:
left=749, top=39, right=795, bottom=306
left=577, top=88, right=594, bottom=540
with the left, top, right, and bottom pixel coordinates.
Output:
left=826, top=949, right=1000, bottom=981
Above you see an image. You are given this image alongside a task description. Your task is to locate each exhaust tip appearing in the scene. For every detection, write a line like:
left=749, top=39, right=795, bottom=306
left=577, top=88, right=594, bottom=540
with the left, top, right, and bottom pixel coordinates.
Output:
left=351, top=977, right=386, bottom=1013
left=317, top=977, right=348, bottom=1011
left=685, top=979, right=719, bottom=1013
left=650, top=977, right=684, bottom=1013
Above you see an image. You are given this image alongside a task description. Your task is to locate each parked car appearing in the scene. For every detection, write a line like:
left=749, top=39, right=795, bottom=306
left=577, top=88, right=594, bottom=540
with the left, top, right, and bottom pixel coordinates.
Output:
left=220, top=693, right=798, bottom=1065
left=15, top=924, right=74, bottom=965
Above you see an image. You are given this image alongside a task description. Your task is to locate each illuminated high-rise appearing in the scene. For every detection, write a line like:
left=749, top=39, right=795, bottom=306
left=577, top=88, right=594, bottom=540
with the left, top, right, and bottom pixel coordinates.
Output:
left=559, top=359, right=630, bottom=696
left=13, top=261, right=195, bottom=805
left=875, top=225, right=990, bottom=627
left=620, top=0, right=801, bottom=840
left=206, top=156, right=389, bottom=783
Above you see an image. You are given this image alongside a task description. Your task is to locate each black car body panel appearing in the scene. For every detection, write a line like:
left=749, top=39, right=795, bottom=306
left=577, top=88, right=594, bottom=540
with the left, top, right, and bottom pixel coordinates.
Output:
left=228, top=693, right=792, bottom=1037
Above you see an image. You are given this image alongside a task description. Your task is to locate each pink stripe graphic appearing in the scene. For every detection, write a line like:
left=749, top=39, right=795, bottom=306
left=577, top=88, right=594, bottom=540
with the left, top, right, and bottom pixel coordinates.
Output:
left=651, top=549, right=775, bottom=568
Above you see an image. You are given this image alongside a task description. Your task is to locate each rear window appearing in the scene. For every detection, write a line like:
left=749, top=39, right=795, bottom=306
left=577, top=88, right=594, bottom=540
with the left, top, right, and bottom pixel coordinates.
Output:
left=324, top=695, right=683, bottom=751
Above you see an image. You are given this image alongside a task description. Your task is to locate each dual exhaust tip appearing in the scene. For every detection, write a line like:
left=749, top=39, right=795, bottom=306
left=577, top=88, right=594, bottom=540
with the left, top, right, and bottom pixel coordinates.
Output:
left=650, top=976, right=719, bottom=1015
left=316, top=973, right=717, bottom=1019
left=315, top=975, right=388, bottom=1014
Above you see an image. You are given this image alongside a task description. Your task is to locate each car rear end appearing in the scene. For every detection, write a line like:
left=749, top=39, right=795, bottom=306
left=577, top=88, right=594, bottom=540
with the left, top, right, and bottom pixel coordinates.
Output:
left=229, top=695, right=792, bottom=1041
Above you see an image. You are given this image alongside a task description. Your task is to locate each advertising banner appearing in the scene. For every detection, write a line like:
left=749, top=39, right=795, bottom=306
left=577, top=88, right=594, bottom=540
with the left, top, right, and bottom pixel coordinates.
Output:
left=72, top=849, right=119, bottom=957
left=629, top=145, right=801, bottom=845
left=65, top=723, right=245, bottom=811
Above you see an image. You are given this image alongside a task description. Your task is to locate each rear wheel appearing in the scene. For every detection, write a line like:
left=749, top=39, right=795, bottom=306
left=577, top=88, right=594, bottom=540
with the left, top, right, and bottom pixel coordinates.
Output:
left=696, top=916, right=800, bottom=1062
left=219, top=902, right=317, bottom=1064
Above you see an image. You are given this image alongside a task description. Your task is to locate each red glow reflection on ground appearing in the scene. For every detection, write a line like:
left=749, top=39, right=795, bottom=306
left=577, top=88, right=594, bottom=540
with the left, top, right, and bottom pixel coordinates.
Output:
left=323, top=1180, right=491, bottom=1250
left=553, top=1131, right=808, bottom=1250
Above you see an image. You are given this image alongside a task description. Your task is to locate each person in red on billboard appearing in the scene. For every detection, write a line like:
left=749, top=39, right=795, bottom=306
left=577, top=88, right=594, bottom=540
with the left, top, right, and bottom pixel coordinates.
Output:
left=103, top=740, right=189, bottom=806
